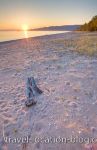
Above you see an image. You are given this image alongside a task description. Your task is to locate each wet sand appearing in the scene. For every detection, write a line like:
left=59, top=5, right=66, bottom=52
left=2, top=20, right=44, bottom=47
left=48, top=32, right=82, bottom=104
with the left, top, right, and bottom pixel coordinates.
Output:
left=0, top=32, right=97, bottom=150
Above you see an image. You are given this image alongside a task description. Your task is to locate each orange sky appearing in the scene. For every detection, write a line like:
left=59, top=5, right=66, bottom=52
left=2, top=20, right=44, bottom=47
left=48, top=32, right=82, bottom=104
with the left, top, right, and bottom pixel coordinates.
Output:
left=0, top=0, right=97, bottom=30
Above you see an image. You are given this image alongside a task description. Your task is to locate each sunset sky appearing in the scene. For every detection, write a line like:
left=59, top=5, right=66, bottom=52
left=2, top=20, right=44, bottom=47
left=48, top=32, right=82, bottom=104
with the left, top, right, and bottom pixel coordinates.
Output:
left=0, top=0, right=97, bottom=30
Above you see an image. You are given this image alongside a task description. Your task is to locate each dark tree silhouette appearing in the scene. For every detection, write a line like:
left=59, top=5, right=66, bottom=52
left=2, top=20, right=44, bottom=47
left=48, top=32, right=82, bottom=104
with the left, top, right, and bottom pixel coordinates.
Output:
left=79, top=15, right=97, bottom=31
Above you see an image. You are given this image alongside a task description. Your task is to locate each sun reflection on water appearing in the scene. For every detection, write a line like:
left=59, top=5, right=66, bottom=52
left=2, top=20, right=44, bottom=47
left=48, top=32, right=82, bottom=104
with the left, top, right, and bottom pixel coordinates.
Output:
left=24, top=30, right=28, bottom=38
left=22, top=24, right=29, bottom=38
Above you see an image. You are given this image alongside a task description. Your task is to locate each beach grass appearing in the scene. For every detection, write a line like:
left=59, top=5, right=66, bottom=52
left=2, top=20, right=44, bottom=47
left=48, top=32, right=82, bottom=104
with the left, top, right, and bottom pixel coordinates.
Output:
left=50, top=33, right=97, bottom=56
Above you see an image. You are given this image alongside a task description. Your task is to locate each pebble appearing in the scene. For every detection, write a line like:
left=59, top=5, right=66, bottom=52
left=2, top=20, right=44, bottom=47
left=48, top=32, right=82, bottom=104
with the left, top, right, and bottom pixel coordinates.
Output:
left=91, top=127, right=96, bottom=133
left=13, top=100, right=17, bottom=104
left=66, top=81, right=70, bottom=86
left=93, top=101, right=97, bottom=105
left=78, top=130, right=81, bottom=134
left=68, top=102, right=78, bottom=108
left=48, top=123, right=51, bottom=126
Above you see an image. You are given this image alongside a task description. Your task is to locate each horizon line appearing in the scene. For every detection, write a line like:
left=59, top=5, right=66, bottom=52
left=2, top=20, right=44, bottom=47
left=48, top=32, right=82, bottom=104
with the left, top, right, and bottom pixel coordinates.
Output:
left=0, top=24, right=81, bottom=31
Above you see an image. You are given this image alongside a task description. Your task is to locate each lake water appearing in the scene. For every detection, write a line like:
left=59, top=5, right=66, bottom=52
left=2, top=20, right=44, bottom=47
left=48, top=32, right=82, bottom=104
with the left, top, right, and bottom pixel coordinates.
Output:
left=0, top=31, right=69, bottom=42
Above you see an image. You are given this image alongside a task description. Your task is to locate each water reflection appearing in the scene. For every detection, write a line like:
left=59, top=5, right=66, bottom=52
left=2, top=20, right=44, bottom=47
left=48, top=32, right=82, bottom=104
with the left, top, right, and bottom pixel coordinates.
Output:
left=24, top=30, right=28, bottom=38
left=0, top=31, right=69, bottom=42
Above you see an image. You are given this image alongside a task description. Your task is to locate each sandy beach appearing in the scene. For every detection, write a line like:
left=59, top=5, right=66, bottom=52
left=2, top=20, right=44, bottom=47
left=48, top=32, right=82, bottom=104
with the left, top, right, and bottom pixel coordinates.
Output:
left=0, top=31, right=97, bottom=150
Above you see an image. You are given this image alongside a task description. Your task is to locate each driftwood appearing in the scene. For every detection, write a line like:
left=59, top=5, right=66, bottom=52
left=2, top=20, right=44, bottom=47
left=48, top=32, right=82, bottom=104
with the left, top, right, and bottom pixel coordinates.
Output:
left=25, top=77, right=43, bottom=107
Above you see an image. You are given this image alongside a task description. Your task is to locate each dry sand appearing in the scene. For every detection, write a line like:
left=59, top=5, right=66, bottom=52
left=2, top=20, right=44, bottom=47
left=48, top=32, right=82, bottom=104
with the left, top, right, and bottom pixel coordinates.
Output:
left=0, top=32, right=97, bottom=150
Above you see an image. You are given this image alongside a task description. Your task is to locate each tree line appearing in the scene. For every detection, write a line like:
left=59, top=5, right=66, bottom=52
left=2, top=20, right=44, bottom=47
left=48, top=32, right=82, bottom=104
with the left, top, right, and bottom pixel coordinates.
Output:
left=79, top=15, right=97, bottom=31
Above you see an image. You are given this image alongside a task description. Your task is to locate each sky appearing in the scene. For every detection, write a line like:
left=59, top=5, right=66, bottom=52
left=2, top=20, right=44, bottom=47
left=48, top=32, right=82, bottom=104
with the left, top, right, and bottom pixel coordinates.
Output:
left=0, top=0, right=97, bottom=30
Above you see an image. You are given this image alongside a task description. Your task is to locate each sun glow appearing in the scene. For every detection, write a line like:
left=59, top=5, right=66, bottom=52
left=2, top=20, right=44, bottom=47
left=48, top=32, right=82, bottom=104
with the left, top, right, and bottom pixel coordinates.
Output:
left=22, top=24, right=29, bottom=38
left=22, top=24, right=29, bottom=31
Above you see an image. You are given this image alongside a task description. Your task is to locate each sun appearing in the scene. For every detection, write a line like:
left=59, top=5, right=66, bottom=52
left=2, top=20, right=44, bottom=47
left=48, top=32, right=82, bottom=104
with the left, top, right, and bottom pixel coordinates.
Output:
left=22, top=24, right=29, bottom=31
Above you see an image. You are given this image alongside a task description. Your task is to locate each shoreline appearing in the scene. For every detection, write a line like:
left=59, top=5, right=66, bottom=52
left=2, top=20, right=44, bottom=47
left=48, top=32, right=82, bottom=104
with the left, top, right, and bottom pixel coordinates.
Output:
left=0, top=31, right=70, bottom=44
left=0, top=31, right=97, bottom=45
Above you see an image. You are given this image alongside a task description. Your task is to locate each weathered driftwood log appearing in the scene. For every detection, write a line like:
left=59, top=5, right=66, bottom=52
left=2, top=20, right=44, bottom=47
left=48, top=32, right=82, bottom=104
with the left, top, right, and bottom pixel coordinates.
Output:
left=25, top=77, right=43, bottom=107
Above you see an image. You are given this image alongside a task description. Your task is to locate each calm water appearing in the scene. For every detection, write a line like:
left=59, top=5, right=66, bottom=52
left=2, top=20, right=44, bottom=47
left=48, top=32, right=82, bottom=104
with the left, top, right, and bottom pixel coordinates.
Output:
left=0, top=31, right=69, bottom=42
